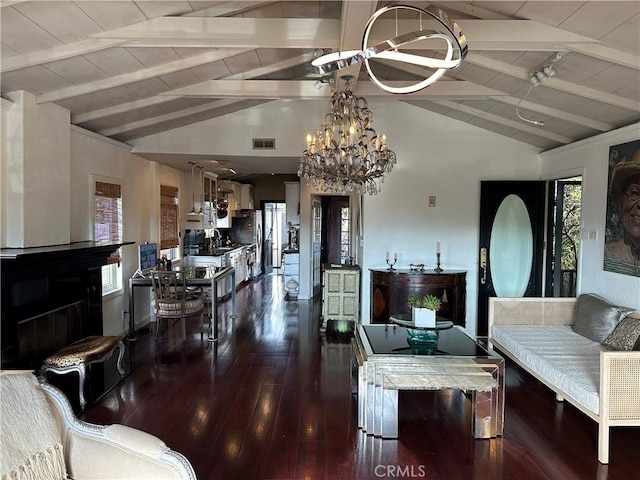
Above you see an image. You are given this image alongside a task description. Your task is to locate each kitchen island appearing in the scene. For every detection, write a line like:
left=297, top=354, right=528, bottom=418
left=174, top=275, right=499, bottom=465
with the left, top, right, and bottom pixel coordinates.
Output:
left=184, top=244, right=254, bottom=293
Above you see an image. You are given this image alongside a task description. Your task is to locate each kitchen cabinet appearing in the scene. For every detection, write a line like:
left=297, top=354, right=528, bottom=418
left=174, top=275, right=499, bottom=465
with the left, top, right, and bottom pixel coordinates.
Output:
left=283, top=250, right=299, bottom=300
left=370, top=269, right=467, bottom=326
left=227, top=247, right=247, bottom=288
left=321, top=264, right=360, bottom=331
left=202, top=174, right=217, bottom=228
left=284, top=182, right=300, bottom=226
left=239, top=184, right=254, bottom=210
left=185, top=171, right=219, bottom=229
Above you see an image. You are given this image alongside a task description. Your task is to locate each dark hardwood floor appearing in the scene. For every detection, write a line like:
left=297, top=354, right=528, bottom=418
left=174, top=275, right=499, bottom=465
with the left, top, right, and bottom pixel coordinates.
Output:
left=81, top=274, right=639, bottom=480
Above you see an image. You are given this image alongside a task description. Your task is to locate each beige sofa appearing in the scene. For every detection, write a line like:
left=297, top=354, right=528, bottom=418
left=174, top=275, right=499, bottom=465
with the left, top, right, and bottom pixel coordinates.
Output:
left=488, top=295, right=640, bottom=464
left=0, top=371, right=196, bottom=479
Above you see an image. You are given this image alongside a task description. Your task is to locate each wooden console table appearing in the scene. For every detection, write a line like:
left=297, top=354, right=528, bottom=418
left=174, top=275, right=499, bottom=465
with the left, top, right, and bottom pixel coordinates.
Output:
left=370, top=269, right=466, bottom=326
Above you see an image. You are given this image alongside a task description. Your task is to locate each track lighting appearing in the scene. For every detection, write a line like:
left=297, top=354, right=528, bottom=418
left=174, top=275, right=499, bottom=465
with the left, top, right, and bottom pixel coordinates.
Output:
left=528, top=53, right=561, bottom=87
left=519, top=53, right=563, bottom=126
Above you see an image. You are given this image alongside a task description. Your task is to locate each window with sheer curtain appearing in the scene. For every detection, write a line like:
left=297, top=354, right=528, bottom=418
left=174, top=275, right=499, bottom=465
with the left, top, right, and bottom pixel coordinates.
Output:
left=94, top=179, right=122, bottom=294
left=160, top=185, right=179, bottom=250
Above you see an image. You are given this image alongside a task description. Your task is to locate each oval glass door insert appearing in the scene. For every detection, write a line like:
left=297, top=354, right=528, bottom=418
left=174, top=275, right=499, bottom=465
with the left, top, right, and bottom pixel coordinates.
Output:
left=489, top=194, right=533, bottom=297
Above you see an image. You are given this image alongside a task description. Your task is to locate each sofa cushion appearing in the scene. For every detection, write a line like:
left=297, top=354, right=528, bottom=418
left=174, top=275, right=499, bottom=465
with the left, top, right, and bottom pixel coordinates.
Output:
left=572, top=294, right=633, bottom=342
left=491, top=324, right=602, bottom=414
left=602, top=314, right=640, bottom=351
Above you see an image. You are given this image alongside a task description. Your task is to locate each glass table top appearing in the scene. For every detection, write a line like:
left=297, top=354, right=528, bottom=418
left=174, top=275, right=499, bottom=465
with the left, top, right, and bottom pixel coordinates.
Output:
left=361, top=324, right=496, bottom=357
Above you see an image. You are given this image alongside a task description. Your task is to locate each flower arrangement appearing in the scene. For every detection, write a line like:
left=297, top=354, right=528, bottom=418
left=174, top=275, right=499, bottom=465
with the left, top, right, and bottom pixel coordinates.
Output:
left=407, top=294, right=441, bottom=311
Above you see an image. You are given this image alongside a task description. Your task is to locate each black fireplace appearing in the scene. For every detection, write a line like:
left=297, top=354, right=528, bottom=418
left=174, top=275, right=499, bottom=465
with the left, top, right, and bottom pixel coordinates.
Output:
left=1, top=241, right=130, bottom=370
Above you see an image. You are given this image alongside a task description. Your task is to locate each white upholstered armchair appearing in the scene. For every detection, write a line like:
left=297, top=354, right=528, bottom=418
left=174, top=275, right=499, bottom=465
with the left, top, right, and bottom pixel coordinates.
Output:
left=0, top=371, right=196, bottom=480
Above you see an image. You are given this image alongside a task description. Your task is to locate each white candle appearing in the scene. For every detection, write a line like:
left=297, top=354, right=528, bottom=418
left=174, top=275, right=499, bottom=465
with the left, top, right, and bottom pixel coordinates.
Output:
left=386, top=251, right=389, bottom=261
left=437, top=242, right=440, bottom=254
left=394, top=252, right=397, bottom=260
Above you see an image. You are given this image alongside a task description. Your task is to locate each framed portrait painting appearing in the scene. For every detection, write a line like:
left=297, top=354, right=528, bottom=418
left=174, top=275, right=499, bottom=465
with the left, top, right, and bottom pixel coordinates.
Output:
left=603, top=139, right=640, bottom=276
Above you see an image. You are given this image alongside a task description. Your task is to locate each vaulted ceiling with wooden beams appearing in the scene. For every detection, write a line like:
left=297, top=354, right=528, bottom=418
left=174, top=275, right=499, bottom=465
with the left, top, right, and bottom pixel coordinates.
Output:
left=2, top=1, right=639, bottom=178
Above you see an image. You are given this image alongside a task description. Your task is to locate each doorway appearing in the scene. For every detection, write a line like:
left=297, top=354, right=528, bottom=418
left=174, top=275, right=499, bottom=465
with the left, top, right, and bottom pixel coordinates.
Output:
left=308, top=195, right=353, bottom=297
left=476, top=178, right=582, bottom=335
left=545, top=177, right=582, bottom=297
left=320, top=196, right=350, bottom=264
left=477, top=181, right=547, bottom=336
left=262, top=202, right=286, bottom=273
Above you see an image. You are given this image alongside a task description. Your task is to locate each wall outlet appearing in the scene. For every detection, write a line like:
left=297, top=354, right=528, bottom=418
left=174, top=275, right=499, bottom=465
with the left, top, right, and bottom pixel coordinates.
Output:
left=428, top=196, right=436, bottom=207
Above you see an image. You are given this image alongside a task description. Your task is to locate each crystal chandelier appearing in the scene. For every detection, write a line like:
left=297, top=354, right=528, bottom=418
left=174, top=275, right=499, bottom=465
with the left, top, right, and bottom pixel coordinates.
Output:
left=298, top=80, right=396, bottom=195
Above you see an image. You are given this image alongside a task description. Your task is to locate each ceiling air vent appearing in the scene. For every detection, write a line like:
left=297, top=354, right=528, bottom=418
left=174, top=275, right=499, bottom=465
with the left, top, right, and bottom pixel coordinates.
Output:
left=253, top=138, right=275, bottom=150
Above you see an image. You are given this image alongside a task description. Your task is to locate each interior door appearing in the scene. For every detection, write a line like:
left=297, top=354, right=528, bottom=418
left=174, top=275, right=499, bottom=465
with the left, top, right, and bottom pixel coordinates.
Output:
left=312, top=198, right=322, bottom=297
left=477, top=181, right=546, bottom=335
left=262, top=203, right=274, bottom=274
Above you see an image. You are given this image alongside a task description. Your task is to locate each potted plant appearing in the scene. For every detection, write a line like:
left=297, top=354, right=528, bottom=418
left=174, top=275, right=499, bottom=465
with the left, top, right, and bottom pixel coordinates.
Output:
left=407, top=294, right=441, bottom=328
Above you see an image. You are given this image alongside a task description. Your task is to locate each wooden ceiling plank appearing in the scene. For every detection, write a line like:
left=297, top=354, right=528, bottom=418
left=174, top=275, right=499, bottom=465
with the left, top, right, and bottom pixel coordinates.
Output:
left=160, top=79, right=324, bottom=99
left=431, top=99, right=573, bottom=144
left=160, top=79, right=510, bottom=99
left=88, top=16, right=593, bottom=52
left=0, top=38, right=125, bottom=73
left=182, top=1, right=273, bottom=17
left=72, top=95, right=171, bottom=125
left=90, top=17, right=340, bottom=49
left=99, top=99, right=244, bottom=137
left=494, top=96, right=613, bottom=132
left=36, top=48, right=254, bottom=104
left=467, top=53, right=638, bottom=111
left=72, top=52, right=316, bottom=124
left=333, top=0, right=378, bottom=92
left=429, top=1, right=512, bottom=20
left=565, top=44, right=640, bottom=70
left=359, top=19, right=596, bottom=51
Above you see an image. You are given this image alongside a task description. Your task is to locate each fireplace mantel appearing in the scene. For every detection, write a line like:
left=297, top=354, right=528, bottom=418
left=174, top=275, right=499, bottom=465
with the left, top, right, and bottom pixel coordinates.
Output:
left=1, top=241, right=132, bottom=277
left=1, top=240, right=133, bottom=369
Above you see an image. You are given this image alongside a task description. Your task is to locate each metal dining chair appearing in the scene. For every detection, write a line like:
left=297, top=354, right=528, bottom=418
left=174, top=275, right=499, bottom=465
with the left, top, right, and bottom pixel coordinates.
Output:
left=150, top=270, right=204, bottom=341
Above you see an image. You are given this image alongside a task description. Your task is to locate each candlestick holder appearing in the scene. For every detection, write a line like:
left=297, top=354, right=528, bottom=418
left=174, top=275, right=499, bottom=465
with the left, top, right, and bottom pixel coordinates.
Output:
left=434, top=253, right=443, bottom=273
left=386, top=258, right=397, bottom=270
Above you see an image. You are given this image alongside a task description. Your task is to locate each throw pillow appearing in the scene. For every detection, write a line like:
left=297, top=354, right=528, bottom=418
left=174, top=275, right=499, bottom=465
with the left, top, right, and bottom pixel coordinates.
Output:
left=602, top=315, right=640, bottom=351
left=572, top=293, right=633, bottom=342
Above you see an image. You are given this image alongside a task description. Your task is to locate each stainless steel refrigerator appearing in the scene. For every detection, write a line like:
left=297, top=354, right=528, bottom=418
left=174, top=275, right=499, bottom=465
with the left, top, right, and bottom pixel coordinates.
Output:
left=231, top=210, right=263, bottom=277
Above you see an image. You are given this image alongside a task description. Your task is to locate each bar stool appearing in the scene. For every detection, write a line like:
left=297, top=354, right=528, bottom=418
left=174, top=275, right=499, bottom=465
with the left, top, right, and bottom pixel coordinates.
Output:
left=39, top=335, right=125, bottom=410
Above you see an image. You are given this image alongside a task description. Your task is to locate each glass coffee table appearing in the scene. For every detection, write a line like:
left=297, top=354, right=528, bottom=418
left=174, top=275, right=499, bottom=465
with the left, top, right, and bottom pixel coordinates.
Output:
left=353, top=323, right=504, bottom=439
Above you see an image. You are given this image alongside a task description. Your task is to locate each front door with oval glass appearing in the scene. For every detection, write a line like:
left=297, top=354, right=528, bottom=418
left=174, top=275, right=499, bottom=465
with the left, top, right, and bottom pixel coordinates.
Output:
left=477, top=181, right=546, bottom=336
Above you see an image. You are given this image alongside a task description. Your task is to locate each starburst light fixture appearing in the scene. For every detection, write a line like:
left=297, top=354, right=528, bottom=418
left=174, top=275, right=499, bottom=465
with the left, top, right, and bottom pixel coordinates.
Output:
left=297, top=77, right=396, bottom=195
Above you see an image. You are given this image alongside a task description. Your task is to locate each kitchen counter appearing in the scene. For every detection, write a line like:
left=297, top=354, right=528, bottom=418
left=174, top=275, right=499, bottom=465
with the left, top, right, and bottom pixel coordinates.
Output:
left=189, top=245, right=249, bottom=257
left=184, top=244, right=255, bottom=288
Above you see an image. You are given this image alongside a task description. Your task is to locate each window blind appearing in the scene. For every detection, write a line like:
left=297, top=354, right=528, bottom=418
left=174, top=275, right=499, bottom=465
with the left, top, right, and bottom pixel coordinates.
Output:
left=95, top=181, right=122, bottom=264
left=160, top=185, right=179, bottom=249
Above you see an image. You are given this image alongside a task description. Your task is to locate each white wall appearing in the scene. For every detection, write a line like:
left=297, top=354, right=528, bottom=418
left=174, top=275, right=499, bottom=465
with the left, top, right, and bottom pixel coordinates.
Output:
left=540, top=123, right=640, bottom=310
left=298, top=101, right=541, bottom=335
left=2, top=91, right=70, bottom=248
left=70, top=126, right=188, bottom=335
left=1, top=92, right=189, bottom=336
